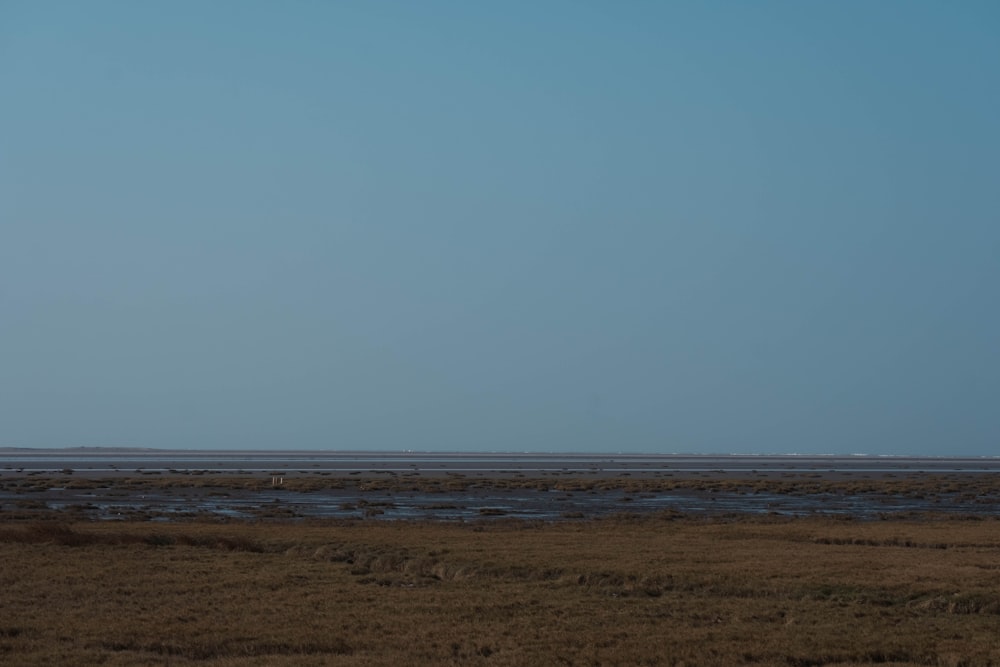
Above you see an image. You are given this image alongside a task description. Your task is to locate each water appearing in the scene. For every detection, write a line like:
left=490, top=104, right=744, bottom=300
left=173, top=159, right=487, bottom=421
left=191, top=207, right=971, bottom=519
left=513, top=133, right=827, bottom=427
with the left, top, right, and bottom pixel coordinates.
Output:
left=3, top=450, right=999, bottom=475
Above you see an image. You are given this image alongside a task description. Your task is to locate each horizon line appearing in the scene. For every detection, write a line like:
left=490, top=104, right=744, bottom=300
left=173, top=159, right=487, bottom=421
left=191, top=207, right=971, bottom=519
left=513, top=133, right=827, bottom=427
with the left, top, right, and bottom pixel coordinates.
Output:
left=1, top=446, right=997, bottom=460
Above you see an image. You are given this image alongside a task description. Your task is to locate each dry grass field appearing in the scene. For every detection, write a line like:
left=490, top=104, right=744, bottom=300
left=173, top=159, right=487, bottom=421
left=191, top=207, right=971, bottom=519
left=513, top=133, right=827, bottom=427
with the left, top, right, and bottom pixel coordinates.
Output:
left=2, top=509, right=1000, bottom=666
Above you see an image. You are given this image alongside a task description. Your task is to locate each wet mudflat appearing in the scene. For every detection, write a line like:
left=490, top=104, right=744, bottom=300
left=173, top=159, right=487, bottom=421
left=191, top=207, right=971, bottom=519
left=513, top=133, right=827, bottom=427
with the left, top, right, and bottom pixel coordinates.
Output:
left=2, top=450, right=999, bottom=521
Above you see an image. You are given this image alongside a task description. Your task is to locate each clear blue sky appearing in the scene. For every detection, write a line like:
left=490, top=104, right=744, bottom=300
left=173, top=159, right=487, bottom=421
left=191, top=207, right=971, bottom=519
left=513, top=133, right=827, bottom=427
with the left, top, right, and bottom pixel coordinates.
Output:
left=2, top=1, right=998, bottom=455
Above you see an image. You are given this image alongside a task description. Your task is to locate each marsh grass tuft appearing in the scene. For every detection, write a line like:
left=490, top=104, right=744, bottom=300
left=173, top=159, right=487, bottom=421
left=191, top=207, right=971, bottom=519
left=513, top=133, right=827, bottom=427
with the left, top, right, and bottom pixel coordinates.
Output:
left=0, top=521, right=275, bottom=553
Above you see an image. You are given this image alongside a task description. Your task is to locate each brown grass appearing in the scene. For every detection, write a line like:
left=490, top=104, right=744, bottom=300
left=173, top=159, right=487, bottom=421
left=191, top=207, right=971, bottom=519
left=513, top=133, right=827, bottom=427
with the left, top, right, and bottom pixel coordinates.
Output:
left=2, top=514, right=1000, bottom=665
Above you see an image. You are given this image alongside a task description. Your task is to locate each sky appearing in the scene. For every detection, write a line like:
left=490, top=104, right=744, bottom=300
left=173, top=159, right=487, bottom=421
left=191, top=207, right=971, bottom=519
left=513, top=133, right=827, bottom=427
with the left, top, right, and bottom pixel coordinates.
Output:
left=2, top=1, right=998, bottom=455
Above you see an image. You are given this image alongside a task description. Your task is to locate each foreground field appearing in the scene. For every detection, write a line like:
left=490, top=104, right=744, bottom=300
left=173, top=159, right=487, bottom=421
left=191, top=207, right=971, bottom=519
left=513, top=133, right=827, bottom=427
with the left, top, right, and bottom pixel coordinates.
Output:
left=2, top=515, right=999, bottom=666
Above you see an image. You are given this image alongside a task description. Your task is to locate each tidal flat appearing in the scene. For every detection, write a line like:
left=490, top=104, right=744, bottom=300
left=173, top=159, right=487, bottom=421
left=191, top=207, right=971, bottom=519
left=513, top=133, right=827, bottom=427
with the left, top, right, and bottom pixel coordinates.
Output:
left=3, top=451, right=1000, bottom=521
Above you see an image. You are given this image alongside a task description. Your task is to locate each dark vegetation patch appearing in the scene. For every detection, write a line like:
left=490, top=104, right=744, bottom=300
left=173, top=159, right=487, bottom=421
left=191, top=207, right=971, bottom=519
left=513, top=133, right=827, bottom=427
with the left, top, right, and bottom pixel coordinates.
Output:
left=0, top=521, right=275, bottom=553
left=94, top=638, right=353, bottom=659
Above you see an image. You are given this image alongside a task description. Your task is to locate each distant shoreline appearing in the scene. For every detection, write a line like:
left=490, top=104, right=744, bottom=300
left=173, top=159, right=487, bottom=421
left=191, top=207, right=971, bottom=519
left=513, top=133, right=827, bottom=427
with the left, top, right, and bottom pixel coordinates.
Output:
left=2, top=446, right=997, bottom=460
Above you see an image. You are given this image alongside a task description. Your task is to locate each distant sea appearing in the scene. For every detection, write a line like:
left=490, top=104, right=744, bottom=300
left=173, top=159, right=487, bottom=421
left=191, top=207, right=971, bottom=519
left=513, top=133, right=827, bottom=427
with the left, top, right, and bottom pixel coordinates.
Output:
left=2, top=448, right=998, bottom=476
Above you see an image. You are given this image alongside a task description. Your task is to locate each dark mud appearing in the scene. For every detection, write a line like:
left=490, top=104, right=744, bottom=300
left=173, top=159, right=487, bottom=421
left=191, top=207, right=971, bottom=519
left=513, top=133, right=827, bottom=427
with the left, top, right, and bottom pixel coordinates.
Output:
left=3, top=451, right=999, bottom=521
left=3, top=473, right=1000, bottom=522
